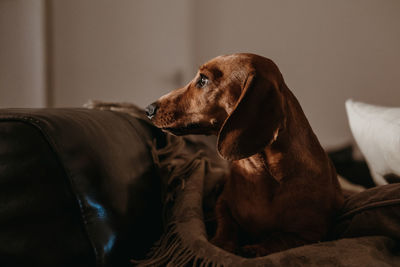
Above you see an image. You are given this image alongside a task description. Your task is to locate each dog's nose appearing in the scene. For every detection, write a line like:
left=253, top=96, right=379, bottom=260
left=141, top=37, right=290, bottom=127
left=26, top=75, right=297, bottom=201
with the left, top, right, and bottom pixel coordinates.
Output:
left=145, top=102, right=158, bottom=119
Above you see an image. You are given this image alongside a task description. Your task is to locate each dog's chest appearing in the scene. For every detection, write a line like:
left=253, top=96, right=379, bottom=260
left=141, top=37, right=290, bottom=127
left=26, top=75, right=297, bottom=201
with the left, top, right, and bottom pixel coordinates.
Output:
left=233, top=196, right=276, bottom=236
left=225, top=168, right=278, bottom=235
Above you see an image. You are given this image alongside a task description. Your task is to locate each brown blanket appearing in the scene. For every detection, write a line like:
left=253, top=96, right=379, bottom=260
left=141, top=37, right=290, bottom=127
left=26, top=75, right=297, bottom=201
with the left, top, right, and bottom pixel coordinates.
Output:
left=131, top=132, right=400, bottom=267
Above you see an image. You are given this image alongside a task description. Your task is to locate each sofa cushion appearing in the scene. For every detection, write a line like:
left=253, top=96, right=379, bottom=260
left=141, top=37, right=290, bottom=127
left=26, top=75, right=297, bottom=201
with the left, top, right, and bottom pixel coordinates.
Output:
left=332, top=183, right=400, bottom=240
left=346, top=100, right=400, bottom=185
left=0, top=108, right=164, bottom=267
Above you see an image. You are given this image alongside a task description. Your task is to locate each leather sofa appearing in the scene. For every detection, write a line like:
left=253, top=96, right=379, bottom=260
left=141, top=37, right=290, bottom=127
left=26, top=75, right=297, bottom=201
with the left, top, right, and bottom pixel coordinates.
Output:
left=0, top=108, right=165, bottom=267
left=2, top=108, right=399, bottom=267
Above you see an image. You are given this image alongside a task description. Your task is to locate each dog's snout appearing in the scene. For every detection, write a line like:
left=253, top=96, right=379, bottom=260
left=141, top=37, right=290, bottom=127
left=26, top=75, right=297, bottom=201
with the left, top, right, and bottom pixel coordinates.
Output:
left=145, top=102, right=158, bottom=119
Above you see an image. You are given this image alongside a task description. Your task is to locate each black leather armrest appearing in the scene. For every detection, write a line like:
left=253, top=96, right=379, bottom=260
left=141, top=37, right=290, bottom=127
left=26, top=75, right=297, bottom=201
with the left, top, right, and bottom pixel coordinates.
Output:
left=0, top=108, right=164, bottom=267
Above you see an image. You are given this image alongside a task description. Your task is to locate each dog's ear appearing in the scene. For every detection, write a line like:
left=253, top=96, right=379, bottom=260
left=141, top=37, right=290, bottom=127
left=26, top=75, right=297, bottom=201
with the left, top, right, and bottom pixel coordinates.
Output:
left=217, top=72, right=285, bottom=161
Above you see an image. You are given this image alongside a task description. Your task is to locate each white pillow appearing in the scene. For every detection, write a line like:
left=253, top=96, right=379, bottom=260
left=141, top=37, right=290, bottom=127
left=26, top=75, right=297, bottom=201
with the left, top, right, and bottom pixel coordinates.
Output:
left=346, top=99, right=400, bottom=185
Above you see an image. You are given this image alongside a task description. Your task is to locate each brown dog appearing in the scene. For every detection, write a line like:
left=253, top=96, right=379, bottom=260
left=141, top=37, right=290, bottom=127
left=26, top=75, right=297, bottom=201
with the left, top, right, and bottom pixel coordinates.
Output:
left=145, top=53, right=344, bottom=257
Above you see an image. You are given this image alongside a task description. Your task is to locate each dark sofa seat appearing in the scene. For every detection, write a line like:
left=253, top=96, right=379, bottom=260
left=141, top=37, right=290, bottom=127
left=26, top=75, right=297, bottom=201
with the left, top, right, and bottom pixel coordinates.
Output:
left=0, top=109, right=164, bottom=267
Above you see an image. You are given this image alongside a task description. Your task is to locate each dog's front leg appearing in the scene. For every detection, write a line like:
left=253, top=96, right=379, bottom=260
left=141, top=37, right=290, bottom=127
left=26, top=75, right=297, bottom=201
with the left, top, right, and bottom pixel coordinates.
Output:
left=241, top=232, right=309, bottom=257
left=210, top=197, right=240, bottom=254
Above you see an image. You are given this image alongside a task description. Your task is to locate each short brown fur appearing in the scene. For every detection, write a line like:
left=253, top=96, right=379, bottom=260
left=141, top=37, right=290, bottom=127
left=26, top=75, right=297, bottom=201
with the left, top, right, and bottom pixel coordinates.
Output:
left=148, top=53, right=344, bottom=257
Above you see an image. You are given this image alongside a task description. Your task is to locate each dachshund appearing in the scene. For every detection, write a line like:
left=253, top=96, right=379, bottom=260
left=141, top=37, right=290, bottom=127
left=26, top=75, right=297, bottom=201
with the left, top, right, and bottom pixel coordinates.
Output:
left=145, top=53, right=344, bottom=257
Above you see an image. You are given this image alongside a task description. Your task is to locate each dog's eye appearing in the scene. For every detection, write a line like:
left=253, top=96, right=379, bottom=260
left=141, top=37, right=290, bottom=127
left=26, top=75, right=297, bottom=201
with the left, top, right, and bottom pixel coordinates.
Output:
left=196, top=74, right=208, bottom=88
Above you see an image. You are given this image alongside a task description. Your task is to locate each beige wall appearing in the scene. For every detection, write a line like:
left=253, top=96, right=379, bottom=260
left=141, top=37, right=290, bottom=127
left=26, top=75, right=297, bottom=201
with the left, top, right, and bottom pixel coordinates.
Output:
left=1, top=1, right=399, bottom=148
left=51, top=0, right=193, bottom=108
left=0, top=0, right=46, bottom=108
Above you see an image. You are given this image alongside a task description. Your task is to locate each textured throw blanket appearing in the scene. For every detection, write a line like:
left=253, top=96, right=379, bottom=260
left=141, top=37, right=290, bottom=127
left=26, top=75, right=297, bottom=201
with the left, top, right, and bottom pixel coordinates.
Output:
left=132, top=134, right=400, bottom=266
left=85, top=101, right=400, bottom=266
left=133, top=134, right=400, bottom=266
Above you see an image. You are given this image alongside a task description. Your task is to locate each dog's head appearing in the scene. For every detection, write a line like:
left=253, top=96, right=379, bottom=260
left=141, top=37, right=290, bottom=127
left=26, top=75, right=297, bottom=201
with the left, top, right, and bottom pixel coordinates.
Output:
left=146, top=53, right=286, bottom=160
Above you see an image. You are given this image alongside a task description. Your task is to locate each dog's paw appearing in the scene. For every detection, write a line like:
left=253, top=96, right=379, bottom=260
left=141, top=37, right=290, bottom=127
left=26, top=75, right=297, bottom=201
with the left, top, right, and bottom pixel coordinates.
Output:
left=210, top=237, right=237, bottom=254
left=240, top=244, right=270, bottom=258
